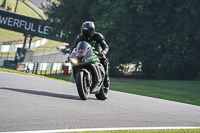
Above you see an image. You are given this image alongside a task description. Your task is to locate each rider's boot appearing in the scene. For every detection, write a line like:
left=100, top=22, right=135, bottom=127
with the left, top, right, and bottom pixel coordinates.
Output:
left=101, top=57, right=110, bottom=89
left=104, top=72, right=110, bottom=89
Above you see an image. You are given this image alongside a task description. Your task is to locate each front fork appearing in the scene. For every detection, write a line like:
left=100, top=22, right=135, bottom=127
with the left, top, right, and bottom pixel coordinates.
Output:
left=85, top=71, right=92, bottom=87
left=74, top=68, right=92, bottom=87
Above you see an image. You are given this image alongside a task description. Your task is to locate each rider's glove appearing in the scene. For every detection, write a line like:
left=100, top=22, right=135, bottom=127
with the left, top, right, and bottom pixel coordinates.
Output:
left=94, top=51, right=105, bottom=58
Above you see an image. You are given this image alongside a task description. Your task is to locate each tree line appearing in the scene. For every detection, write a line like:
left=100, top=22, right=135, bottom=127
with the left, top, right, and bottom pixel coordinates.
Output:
left=45, top=0, right=200, bottom=79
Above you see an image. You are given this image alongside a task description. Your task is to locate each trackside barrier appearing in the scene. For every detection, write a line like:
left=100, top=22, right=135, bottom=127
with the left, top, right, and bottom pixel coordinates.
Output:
left=0, top=59, right=4, bottom=67
left=18, top=62, right=71, bottom=75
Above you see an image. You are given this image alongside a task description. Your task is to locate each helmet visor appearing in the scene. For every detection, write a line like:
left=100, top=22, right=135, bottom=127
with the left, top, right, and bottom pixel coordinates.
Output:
left=82, top=29, right=92, bottom=38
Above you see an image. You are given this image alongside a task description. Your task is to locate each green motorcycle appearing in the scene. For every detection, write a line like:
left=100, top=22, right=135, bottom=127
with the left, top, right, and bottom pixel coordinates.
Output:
left=69, top=41, right=109, bottom=100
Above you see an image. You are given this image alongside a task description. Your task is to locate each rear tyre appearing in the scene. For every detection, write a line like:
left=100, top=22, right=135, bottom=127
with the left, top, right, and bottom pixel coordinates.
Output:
left=95, top=87, right=109, bottom=100
left=76, top=71, right=89, bottom=100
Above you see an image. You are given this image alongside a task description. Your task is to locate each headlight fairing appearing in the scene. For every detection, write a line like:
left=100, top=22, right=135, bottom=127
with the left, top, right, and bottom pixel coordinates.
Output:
left=70, top=58, right=78, bottom=64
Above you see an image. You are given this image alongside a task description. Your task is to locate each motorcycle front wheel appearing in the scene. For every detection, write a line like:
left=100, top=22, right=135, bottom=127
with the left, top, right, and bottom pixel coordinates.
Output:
left=76, top=71, right=89, bottom=100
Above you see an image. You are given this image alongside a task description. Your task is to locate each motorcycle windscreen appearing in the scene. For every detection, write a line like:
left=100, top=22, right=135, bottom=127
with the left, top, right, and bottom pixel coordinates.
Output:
left=70, top=48, right=77, bottom=58
left=76, top=41, right=91, bottom=58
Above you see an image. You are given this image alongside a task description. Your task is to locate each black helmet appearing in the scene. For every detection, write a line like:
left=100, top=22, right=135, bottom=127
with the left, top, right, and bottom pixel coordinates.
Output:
left=81, top=21, right=95, bottom=38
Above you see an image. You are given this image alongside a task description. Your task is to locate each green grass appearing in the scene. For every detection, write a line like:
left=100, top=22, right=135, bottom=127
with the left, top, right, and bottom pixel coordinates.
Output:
left=0, top=28, right=29, bottom=44
left=0, top=51, right=14, bottom=55
left=34, top=47, right=58, bottom=55
left=0, top=0, right=46, bottom=19
left=39, top=40, right=62, bottom=48
left=79, top=129, right=200, bottom=133
left=81, top=129, right=200, bottom=133
left=0, top=67, right=70, bottom=83
left=33, top=40, right=66, bottom=54
left=110, top=78, right=200, bottom=106
left=0, top=27, right=42, bottom=45
left=0, top=40, right=63, bottom=56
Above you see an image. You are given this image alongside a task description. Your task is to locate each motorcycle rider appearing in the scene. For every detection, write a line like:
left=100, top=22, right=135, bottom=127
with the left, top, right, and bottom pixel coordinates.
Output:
left=69, top=21, right=110, bottom=89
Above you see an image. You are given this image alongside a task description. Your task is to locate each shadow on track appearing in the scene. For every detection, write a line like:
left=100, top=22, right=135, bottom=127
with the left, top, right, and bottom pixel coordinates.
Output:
left=0, top=87, right=80, bottom=100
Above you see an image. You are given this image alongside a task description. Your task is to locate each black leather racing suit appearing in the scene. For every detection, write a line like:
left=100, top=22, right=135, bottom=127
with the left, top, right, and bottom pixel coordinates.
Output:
left=70, top=32, right=110, bottom=87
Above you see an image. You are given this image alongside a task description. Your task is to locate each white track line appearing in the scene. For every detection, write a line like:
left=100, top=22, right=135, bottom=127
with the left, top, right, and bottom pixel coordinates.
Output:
left=2, top=127, right=200, bottom=133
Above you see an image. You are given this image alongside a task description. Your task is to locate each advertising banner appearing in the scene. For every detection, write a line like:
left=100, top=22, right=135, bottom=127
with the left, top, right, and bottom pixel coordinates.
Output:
left=0, top=10, right=64, bottom=41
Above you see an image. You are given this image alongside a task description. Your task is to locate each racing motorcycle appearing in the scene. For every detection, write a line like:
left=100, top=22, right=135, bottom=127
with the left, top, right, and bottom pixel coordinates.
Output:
left=69, top=41, right=109, bottom=100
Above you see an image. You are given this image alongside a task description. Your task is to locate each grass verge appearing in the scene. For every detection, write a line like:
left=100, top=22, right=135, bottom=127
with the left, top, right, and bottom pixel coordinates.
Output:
left=110, top=78, right=200, bottom=106
left=0, top=67, right=69, bottom=83
left=40, top=40, right=62, bottom=48
left=80, top=129, right=200, bottom=133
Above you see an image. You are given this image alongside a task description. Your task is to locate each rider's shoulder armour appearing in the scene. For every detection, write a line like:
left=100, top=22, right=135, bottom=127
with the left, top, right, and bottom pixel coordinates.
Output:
left=93, top=32, right=105, bottom=41
left=76, top=34, right=84, bottom=41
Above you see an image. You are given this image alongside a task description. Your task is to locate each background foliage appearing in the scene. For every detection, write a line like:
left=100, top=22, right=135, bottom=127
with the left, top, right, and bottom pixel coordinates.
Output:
left=45, top=0, right=200, bottom=79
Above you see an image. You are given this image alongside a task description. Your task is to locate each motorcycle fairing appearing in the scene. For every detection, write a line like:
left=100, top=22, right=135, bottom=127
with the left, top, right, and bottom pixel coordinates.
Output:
left=90, top=62, right=105, bottom=93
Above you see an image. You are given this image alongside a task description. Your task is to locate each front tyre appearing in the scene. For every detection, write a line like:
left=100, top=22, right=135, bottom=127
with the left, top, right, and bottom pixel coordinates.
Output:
left=95, top=87, right=109, bottom=100
left=76, top=71, right=89, bottom=100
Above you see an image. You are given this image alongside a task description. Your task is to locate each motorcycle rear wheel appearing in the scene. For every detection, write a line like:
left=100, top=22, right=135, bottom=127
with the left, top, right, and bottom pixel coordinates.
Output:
left=76, top=71, right=89, bottom=100
left=95, top=87, right=109, bottom=100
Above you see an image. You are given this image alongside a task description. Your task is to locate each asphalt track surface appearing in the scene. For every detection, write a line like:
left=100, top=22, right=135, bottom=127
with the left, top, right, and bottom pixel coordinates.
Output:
left=0, top=72, right=200, bottom=132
